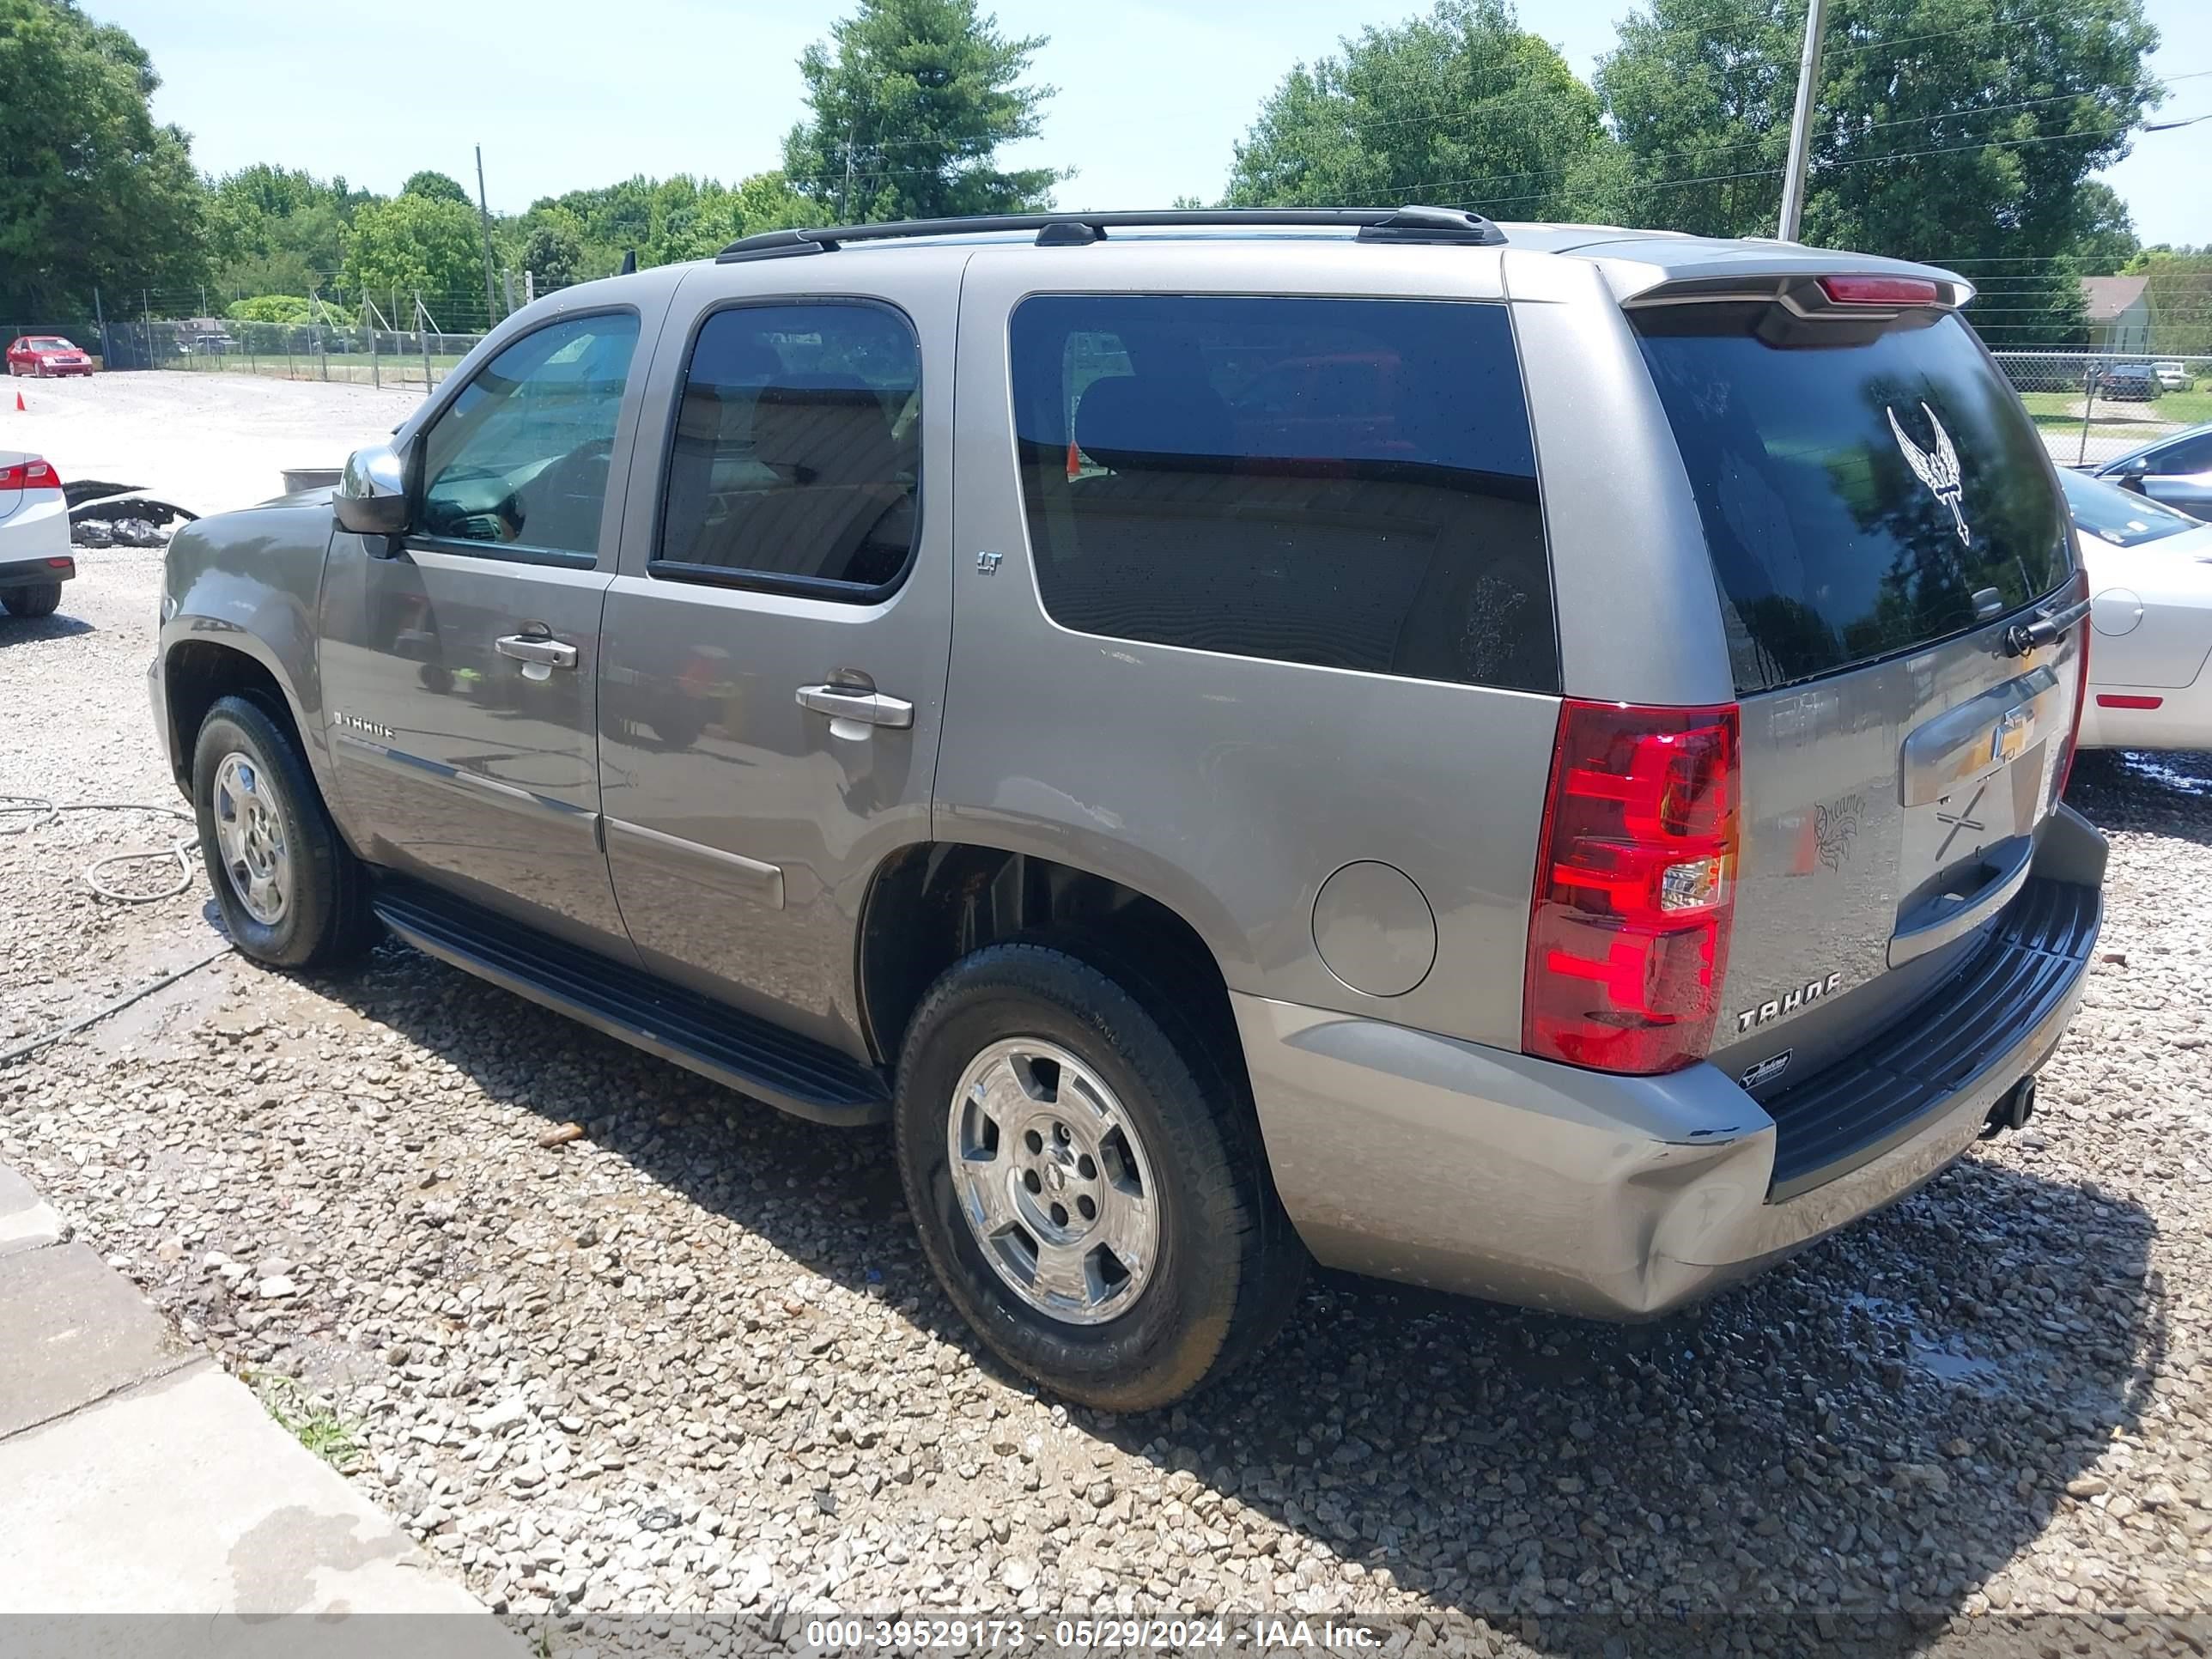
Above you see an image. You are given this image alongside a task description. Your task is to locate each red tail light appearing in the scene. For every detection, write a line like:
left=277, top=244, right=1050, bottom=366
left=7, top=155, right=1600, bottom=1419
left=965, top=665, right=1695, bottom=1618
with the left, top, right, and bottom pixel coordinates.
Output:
left=1817, top=275, right=1941, bottom=307
left=0, top=458, right=61, bottom=490
left=1522, top=700, right=1741, bottom=1075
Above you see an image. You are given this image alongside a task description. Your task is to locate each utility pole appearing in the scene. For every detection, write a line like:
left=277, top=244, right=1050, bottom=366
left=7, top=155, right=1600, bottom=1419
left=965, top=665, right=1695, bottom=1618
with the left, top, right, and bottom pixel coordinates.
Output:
left=475, top=144, right=500, bottom=331
left=1777, top=0, right=1828, bottom=242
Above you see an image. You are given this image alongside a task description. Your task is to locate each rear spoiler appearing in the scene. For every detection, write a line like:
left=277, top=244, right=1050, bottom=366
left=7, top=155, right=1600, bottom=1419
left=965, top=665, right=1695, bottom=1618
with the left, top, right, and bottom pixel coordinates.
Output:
left=1618, top=270, right=1974, bottom=315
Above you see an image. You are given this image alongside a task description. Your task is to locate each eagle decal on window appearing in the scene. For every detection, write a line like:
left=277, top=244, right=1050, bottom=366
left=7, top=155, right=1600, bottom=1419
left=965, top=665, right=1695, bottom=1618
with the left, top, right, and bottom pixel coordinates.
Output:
left=1887, top=402, right=1970, bottom=546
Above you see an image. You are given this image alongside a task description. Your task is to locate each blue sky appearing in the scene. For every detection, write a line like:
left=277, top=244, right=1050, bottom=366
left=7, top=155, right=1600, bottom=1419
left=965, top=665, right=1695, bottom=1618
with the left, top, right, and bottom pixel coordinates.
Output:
left=109, top=0, right=2209, bottom=248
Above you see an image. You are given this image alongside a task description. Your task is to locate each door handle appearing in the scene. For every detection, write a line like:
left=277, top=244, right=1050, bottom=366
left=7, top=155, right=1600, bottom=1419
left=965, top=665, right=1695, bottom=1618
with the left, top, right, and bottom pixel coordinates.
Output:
left=796, top=684, right=914, bottom=729
left=495, top=635, right=579, bottom=670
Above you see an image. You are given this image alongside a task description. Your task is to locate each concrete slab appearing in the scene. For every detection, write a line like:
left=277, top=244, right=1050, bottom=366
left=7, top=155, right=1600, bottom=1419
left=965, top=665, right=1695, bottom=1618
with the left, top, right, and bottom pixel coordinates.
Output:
left=0, top=1362, right=520, bottom=1644
left=0, top=1162, right=63, bottom=1257
left=0, top=1241, right=193, bottom=1437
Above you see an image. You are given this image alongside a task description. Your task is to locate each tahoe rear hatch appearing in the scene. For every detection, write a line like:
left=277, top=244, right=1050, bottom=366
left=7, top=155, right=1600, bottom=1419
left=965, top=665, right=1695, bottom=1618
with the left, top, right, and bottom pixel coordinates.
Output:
left=1631, top=278, right=2089, bottom=1163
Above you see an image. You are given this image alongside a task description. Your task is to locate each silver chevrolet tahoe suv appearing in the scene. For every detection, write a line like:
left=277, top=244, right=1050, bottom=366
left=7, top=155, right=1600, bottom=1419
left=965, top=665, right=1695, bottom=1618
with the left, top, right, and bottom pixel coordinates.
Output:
left=150, top=208, right=2106, bottom=1410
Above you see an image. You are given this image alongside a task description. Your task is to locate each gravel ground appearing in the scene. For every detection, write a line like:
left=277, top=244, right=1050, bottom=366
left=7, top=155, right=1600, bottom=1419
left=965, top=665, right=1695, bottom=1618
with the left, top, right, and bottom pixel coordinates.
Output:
left=3, top=468, right=2210, bottom=1653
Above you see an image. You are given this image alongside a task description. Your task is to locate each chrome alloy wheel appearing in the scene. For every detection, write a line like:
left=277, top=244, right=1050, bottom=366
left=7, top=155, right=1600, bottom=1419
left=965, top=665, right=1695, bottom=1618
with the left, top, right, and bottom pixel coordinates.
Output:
left=211, top=751, right=291, bottom=925
left=945, top=1038, right=1159, bottom=1325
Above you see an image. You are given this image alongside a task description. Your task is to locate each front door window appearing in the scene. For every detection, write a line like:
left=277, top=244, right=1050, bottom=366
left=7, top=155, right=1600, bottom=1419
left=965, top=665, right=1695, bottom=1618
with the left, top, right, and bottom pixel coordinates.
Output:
left=419, top=312, right=640, bottom=558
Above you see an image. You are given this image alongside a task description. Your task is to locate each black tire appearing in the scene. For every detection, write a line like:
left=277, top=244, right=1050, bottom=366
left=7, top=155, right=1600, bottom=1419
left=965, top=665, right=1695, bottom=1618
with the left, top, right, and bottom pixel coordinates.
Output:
left=0, top=583, right=62, bottom=618
left=191, top=695, right=377, bottom=969
left=894, top=942, right=1306, bottom=1412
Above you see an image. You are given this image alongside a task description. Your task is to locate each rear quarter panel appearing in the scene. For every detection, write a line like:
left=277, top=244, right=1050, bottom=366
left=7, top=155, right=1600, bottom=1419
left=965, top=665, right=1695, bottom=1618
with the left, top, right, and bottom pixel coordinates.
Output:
left=939, top=241, right=1567, bottom=1048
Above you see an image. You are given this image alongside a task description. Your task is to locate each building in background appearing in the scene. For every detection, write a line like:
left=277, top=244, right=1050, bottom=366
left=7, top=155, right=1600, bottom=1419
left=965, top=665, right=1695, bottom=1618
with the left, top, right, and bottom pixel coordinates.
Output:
left=2082, top=276, right=2153, bottom=351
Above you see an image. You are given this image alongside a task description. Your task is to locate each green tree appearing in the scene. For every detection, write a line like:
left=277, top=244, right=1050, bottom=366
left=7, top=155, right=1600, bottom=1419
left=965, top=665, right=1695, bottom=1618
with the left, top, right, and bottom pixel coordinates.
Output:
left=401, top=169, right=472, bottom=206
left=534, top=175, right=655, bottom=270
left=223, top=294, right=322, bottom=324
left=1224, top=1, right=1608, bottom=221
left=2066, top=180, right=2140, bottom=275
left=782, top=0, right=1063, bottom=222
left=343, top=192, right=483, bottom=325
left=2130, top=249, right=2212, bottom=356
left=519, top=207, right=587, bottom=290
left=636, top=170, right=820, bottom=266
left=205, top=164, right=367, bottom=298
left=1593, top=0, right=2162, bottom=343
left=1588, top=0, right=1795, bottom=234
left=0, top=0, right=206, bottom=315
left=731, top=169, right=817, bottom=237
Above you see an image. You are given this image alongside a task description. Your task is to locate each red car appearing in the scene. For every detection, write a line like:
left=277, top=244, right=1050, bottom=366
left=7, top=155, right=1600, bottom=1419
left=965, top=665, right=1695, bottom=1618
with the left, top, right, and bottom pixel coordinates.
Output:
left=6, top=336, right=95, bottom=378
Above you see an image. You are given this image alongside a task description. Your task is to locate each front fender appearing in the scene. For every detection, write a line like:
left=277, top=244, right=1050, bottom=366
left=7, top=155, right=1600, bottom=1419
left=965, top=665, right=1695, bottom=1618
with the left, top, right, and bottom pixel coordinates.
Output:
left=159, top=500, right=337, bottom=793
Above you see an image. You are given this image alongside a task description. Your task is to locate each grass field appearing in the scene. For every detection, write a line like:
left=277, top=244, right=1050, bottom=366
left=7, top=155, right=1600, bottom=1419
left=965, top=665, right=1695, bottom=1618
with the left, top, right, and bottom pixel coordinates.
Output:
left=157, top=350, right=475, bottom=391
left=2018, top=386, right=2212, bottom=429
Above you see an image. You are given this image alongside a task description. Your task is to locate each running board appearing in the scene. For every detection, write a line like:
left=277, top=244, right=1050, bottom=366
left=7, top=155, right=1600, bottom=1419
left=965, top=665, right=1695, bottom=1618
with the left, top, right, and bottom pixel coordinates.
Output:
left=370, top=879, right=890, bottom=1127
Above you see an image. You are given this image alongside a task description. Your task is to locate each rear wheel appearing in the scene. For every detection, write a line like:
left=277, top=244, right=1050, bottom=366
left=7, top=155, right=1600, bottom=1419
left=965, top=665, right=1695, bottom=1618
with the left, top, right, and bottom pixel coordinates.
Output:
left=894, top=943, right=1304, bottom=1411
left=191, top=696, right=376, bottom=969
left=0, top=584, right=62, bottom=618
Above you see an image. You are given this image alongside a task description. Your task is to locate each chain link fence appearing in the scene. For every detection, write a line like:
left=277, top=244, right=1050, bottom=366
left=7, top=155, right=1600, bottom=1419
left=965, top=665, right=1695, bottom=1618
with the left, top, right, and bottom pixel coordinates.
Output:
left=1990, top=351, right=2212, bottom=469
left=6, top=319, right=487, bottom=389
left=144, top=318, right=487, bottom=390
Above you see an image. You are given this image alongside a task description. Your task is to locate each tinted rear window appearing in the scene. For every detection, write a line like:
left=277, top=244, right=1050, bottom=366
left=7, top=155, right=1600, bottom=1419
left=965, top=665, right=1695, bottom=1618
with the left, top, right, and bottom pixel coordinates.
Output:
left=655, top=301, right=921, bottom=596
left=1008, top=295, right=1557, bottom=693
left=1635, top=308, right=2071, bottom=692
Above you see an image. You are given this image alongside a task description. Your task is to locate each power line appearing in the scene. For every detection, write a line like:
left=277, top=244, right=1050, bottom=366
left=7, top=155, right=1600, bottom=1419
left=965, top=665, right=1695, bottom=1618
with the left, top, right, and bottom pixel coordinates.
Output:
left=1351, top=73, right=2197, bottom=209
left=1425, top=106, right=2203, bottom=215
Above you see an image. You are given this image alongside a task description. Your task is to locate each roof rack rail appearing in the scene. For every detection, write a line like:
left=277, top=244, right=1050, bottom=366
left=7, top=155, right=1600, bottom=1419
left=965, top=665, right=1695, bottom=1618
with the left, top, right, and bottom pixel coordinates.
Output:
left=714, top=205, right=1505, bottom=263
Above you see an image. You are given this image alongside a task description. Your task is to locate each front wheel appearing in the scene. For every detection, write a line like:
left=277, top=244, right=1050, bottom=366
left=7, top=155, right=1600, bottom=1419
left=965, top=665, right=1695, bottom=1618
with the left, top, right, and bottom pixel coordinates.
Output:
left=894, top=943, right=1304, bottom=1412
left=0, top=584, right=62, bottom=618
left=191, top=696, right=377, bottom=969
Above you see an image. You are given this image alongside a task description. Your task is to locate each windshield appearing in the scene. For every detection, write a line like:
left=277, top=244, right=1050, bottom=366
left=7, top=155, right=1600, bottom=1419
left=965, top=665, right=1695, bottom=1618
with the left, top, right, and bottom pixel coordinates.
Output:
left=1636, top=307, right=2072, bottom=692
left=2062, top=467, right=2203, bottom=549
left=28, top=338, right=74, bottom=349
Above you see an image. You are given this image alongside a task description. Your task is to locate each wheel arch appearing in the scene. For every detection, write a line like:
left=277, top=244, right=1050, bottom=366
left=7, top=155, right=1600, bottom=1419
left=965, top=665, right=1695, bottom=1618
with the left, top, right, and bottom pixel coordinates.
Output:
left=856, top=843, right=1248, bottom=1085
left=160, top=634, right=329, bottom=806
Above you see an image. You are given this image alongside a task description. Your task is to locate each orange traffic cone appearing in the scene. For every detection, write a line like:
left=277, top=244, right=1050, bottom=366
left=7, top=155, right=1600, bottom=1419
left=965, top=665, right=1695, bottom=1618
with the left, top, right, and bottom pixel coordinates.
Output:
left=13, top=391, right=22, bottom=412
left=1065, top=438, right=1081, bottom=480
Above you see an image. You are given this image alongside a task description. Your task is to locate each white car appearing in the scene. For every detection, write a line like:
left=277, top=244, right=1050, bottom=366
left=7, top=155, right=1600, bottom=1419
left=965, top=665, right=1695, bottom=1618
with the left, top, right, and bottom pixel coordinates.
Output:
left=2153, top=361, right=2191, bottom=392
left=0, top=451, right=76, bottom=618
left=2063, top=467, right=2212, bottom=750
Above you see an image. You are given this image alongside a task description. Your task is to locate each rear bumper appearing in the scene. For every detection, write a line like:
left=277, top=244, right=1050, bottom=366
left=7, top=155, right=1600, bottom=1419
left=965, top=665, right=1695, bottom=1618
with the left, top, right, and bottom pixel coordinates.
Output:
left=2079, top=672, right=2212, bottom=751
left=0, top=554, right=74, bottom=586
left=1237, top=806, right=2106, bottom=1320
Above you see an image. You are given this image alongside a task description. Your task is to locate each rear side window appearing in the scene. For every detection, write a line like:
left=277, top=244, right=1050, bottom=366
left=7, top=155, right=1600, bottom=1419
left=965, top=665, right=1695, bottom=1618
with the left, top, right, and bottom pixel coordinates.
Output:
left=1007, top=295, right=1557, bottom=693
left=656, top=301, right=921, bottom=596
left=1635, top=308, right=2072, bottom=692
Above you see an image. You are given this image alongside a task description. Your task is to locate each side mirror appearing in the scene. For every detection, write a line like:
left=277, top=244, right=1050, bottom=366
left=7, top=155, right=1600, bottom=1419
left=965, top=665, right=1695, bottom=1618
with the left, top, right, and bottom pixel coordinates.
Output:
left=333, top=442, right=410, bottom=539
